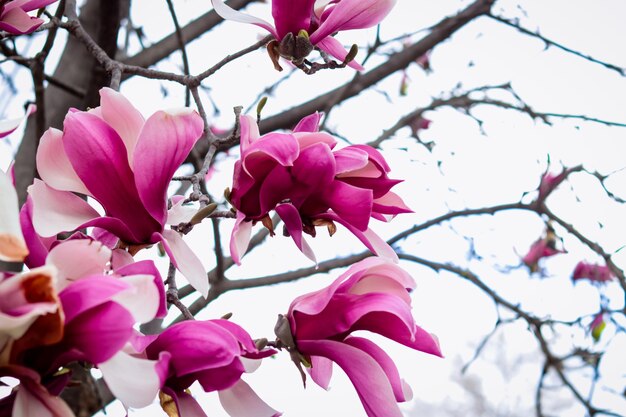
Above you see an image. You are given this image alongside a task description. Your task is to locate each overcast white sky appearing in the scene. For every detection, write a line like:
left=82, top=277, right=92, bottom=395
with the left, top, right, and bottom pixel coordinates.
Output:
left=2, top=0, right=626, bottom=416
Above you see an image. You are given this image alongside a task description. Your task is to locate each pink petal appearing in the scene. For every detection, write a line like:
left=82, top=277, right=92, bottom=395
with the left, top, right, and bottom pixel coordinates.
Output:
left=292, top=112, right=321, bottom=133
left=0, top=169, right=28, bottom=262
left=271, top=0, right=315, bottom=40
left=310, top=0, right=396, bottom=43
left=27, top=179, right=100, bottom=238
left=334, top=147, right=369, bottom=174
left=59, top=276, right=130, bottom=323
left=314, top=37, right=365, bottom=70
left=372, top=191, right=412, bottom=218
left=211, top=0, right=278, bottom=38
left=344, top=336, right=411, bottom=402
left=46, top=239, right=111, bottom=291
left=0, top=7, right=43, bottom=35
left=62, top=300, right=135, bottom=364
left=62, top=111, right=160, bottom=238
left=219, top=379, right=282, bottom=417
left=158, top=229, right=208, bottom=298
left=297, top=339, right=404, bottom=417
left=36, top=128, right=89, bottom=194
left=19, top=197, right=53, bottom=268
left=275, top=203, right=316, bottom=263
left=322, top=181, right=372, bottom=231
left=163, top=388, right=208, bottom=417
left=133, top=108, right=203, bottom=226
left=230, top=212, right=252, bottom=265
left=291, top=142, right=335, bottom=190
left=99, top=87, right=145, bottom=166
left=98, top=350, right=168, bottom=408
left=242, top=133, right=300, bottom=178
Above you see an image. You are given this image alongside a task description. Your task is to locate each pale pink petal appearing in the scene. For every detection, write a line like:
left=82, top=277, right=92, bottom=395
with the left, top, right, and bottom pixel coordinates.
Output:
left=167, top=197, right=197, bottom=225
left=310, top=0, right=396, bottom=43
left=13, top=379, right=75, bottom=417
left=0, top=104, right=35, bottom=139
left=297, top=339, right=403, bottom=417
left=157, top=229, right=208, bottom=298
left=0, top=169, right=28, bottom=262
left=309, top=355, right=333, bottom=390
left=46, top=239, right=111, bottom=291
left=293, top=132, right=337, bottom=149
left=230, top=212, right=252, bottom=266
left=98, top=350, right=167, bottom=408
left=315, top=37, right=364, bottom=70
left=133, top=108, right=203, bottom=226
left=27, top=179, right=100, bottom=238
left=113, top=274, right=163, bottom=324
left=239, top=115, right=260, bottom=151
left=36, top=128, right=90, bottom=194
left=12, top=0, right=59, bottom=13
left=99, top=87, right=145, bottom=166
left=211, top=0, right=278, bottom=38
left=219, top=379, right=282, bottom=417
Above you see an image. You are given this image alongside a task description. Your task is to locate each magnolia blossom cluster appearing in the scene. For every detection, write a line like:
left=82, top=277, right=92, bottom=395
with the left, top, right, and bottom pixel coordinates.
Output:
left=0, top=2, right=447, bottom=416
left=229, top=113, right=411, bottom=264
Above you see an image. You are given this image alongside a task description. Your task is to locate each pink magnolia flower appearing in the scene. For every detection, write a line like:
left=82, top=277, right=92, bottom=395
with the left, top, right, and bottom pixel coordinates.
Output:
left=229, top=113, right=411, bottom=264
left=9, top=239, right=168, bottom=410
left=0, top=0, right=58, bottom=35
left=211, top=0, right=397, bottom=70
left=572, top=261, right=615, bottom=284
left=522, top=227, right=565, bottom=273
left=0, top=169, right=28, bottom=262
left=145, top=319, right=280, bottom=417
left=27, top=87, right=209, bottom=297
left=279, top=257, right=441, bottom=417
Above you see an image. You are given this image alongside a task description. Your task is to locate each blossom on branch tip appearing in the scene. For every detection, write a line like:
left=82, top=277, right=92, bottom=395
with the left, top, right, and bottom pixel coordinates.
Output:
left=572, top=261, right=615, bottom=284
left=28, top=87, right=210, bottom=297
left=229, top=113, right=411, bottom=264
left=211, top=0, right=397, bottom=71
left=277, top=257, right=441, bottom=417
left=145, top=319, right=280, bottom=417
left=0, top=0, right=58, bottom=35
left=522, top=225, right=565, bottom=273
